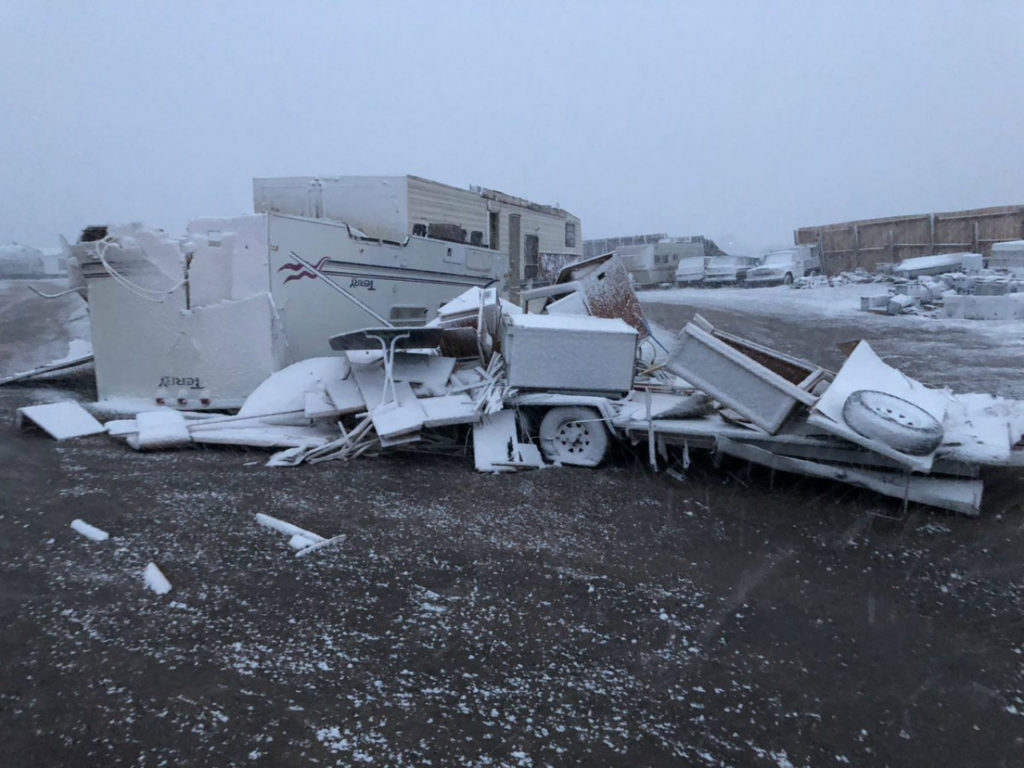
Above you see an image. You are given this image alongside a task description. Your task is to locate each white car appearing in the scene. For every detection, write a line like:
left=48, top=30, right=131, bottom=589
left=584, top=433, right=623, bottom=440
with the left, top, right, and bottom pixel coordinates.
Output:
left=674, top=255, right=708, bottom=286
left=703, top=255, right=760, bottom=286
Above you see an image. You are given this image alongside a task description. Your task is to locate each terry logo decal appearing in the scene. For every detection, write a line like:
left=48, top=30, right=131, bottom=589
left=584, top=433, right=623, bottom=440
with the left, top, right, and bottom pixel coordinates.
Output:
left=278, top=256, right=329, bottom=283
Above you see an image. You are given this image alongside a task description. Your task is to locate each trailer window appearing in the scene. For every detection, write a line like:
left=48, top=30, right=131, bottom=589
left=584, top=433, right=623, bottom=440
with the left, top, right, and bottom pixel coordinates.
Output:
left=389, top=305, right=428, bottom=326
left=489, top=211, right=500, bottom=250
left=524, top=234, right=539, bottom=279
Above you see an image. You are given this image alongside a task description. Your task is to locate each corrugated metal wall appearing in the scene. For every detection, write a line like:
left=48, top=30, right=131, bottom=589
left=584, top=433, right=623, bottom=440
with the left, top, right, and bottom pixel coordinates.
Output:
left=795, top=205, right=1024, bottom=274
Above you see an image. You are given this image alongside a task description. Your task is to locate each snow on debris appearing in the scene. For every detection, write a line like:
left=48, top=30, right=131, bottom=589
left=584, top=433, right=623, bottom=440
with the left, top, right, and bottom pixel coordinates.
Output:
left=70, top=519, right=109, bottom=542
left=143, top=563, right=172, bottom=595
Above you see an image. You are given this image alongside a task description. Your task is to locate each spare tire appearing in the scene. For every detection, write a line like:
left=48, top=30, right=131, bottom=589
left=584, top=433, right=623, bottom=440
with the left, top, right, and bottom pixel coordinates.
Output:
left=538, top=406, right=609, bottom=467
left=841, top=390, right=943, bottom=455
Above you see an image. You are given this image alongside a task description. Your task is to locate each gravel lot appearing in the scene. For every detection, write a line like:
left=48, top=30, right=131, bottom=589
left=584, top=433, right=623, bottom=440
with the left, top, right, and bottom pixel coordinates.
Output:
left=2, top=282, right=1023, bottom=766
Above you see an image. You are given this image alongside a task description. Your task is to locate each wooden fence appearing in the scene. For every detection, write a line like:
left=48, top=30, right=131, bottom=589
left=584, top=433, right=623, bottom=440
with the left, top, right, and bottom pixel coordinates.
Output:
left=795, top=205, right=1024, bottom=274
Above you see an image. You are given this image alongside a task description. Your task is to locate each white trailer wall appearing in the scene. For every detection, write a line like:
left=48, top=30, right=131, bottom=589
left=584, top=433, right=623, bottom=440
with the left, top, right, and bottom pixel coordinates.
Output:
left=407, top=176, right=491, bottom=244
left=318, top=177, right=409, bottom=241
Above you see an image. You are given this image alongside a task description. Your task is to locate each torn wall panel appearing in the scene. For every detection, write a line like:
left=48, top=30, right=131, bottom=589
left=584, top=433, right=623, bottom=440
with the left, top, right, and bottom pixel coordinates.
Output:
left=187, top=215, right=271, bottom=304
left=665, top=322, right=816, bottom=434
left=717, top=437, right=983, bottom=517
left=89, top=276, right=284, bottom=409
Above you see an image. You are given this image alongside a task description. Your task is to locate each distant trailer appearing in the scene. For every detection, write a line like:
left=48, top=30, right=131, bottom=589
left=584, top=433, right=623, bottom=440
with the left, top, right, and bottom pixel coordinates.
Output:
left=795, top=204, right=1024, bottom=275
left=602, top=236, right=727, bottom=289
left=583, top=233, right=666, bottom=261
left=614, top=240, right=707, bottom=288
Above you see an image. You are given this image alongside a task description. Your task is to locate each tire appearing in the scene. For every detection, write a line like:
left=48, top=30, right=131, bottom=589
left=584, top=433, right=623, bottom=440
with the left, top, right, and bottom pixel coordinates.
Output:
left=783, top=272, right=794, bottom=285
left=538, top=406, right=609, bottom=467
left=841, top=390, right=943, bottom=455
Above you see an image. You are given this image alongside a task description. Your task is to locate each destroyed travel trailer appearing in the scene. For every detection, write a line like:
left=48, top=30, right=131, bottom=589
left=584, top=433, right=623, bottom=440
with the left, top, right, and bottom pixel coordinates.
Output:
left=23, top=250, right=1021, bottom=520
left=254, top=175, right=583, bottom=298
left=56, top=175, right=582, bottom=409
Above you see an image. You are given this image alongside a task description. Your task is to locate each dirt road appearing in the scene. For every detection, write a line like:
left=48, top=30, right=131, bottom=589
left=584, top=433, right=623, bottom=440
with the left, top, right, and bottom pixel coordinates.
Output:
left=1, top=286, right=1023, bottom=766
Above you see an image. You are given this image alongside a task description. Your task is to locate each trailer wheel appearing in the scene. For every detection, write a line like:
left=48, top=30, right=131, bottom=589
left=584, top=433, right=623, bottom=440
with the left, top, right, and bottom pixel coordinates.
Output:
left=538, top=406, right=609, bottom=467
left=841, top=390, right=943, bottom=455
left=783, top=272, right=794, bottom=285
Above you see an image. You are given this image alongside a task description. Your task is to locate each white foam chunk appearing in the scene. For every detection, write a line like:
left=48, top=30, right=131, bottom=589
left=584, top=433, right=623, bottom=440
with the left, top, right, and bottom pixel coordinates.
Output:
left=144, top=562, right=172, bottom=595
left=105, top=419, right=139, bottom=437
left=289, top=534, right=316, bottom=550
left=135, top=410, right=191, bottom=450
left=70, top=519, right=109, bottom=542
left=15, top=401, right=105, bottom=440
left=255, top=512, right=326, bottom=543
left=238, top=357, right=350, bottom=424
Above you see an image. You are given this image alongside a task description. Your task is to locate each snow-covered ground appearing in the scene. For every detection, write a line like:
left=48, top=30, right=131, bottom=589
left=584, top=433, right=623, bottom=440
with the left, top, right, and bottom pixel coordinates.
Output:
left=642, top=282, right=890, bottom=320
left=3, top=277, right=1024, bottom=766
left=641, top=283, right=1024, bottom=401
left=640, top=283, right=1024, bottom=345
left=0, top=279, right=90, bottom=378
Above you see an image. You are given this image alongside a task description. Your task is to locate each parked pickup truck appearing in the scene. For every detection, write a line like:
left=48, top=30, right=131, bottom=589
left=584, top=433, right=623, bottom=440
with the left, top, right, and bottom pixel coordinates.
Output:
left=743, top=244, right=822, bottom=286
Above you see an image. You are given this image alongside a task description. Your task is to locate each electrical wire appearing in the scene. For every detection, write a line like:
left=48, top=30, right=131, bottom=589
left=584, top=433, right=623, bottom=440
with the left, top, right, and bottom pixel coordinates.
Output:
left=94, top=237, right=186, bottom=302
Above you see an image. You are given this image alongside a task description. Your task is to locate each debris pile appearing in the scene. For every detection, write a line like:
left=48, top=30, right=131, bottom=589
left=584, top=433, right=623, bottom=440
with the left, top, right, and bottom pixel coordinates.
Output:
left=857, top=250, right=1024, bottom=319
left=13, top=254, right=1024, bottom=517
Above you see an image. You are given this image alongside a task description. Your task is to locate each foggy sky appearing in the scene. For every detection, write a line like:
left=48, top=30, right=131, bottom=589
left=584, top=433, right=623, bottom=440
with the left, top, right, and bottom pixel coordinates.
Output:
left=1, top=0, right=1022, bottom=254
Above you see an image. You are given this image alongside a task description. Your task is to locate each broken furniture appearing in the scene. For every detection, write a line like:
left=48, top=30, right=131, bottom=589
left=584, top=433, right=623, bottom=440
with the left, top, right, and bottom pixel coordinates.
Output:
left=328, top=327, right=446, bottom=446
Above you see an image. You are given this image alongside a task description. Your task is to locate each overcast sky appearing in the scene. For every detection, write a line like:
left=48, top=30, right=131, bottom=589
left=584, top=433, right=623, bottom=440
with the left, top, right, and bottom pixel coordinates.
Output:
left=1, top=0, right=1021, bottom=253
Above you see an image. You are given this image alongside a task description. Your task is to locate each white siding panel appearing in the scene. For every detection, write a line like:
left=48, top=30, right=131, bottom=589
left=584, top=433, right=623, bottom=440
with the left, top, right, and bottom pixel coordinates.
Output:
left=407, top=176, right=490, bottom=243
left=407, top=176, right=582, bottom=258
left=319, top=176, right=409, bottom=241
left=253, top=177, right=320, bottom=218
left=515, top=210, right=581, bottom=258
